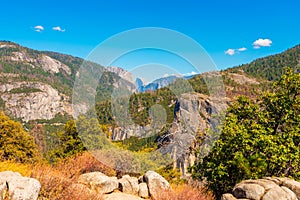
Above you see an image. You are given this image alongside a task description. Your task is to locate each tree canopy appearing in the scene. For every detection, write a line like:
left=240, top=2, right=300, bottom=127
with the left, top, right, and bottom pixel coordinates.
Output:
left=0, top=111, right=40, bottom=163
left=191, top=68, right=300, bottom=199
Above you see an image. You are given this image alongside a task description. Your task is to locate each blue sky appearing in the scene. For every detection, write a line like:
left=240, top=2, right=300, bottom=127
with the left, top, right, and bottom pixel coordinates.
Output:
left=1, top=0, right=300, bottom=80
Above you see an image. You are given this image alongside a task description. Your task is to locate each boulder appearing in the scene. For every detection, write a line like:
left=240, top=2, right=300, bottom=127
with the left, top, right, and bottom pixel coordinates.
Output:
left=233, top=183, right=265, bottom=200
left=0, top=171, right=41, bottom=200
left=223, top=177, right=300, bottom=200
left=143, top=171, right=170, bottom=200
left=119, top=175, right=139, bottom=195
left=0, top=180, right=7, bottom=200
left=104, top=192, right=144, bottom=200
left=78, top=172, right=118, bottom=194
left=279, top=178, right=300, bottom=199
left=221, top=193, right=238, bottom=200
left=281, top=186, right=298, bottom=200
left=262, top=186, right=291, bottom=200
left=138, top=183, right=149, bottom=198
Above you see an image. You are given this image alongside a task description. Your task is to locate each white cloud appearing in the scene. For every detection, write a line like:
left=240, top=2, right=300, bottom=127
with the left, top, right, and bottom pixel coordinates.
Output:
left=253, top=38, right=272, bottom=49
left=52, top=26, right=66, bottom=32
left=163, top=71, right=197, bottom=78
left=225, top=47, right=248, bottom=56
left=225, top=49, right=236, bottom=56
left=184, top=71, right=197, bottom=76
left=34, top=25, right=44, bottom=32
left=238, top=47, right=247, bottom=52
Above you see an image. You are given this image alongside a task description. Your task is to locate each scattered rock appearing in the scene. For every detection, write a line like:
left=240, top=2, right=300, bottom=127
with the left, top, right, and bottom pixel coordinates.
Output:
left=77, top=170, right=171, bottom=199
left=138, top=183, right=149, bottom=198
left=144, top=171, right=170, bottom=200
left=223, top=177, right=300, bottom=200
left=0, top=171, right=41, bottom=200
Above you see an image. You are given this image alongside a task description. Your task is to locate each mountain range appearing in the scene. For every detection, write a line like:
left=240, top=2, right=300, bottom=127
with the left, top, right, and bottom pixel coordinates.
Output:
left=1, top=40, right=300, bottom=125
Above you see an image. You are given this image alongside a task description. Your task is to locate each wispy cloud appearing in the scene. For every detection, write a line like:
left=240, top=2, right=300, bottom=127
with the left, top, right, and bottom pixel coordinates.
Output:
left=183, top=71, right=197, bottom=76
left=238, top=47, right=247, bottom=52
left=253, top=38, right=272, bottom=49
left=163, top=71, right=198, bottom=78
left=225, top=49, right=236, bottom=56
left=34, top=25, right=44, bottom=32
left=52, top=26, right=66, bottom=32
left=225, top=47, right=247, bottom=56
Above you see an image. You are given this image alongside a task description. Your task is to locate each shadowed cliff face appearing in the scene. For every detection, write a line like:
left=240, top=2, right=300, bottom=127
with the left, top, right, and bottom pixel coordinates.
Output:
left=158, top=93, right=228, bottom=176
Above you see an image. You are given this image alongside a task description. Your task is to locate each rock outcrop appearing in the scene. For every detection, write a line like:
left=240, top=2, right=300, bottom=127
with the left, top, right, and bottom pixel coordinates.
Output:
left=77, top=171, right=170, bottom=199
left=0, top=82, right=72, bottom=122
left=0, top=171, right=41, bottom=200
left=2, top=45, right=71, bottom=75
left=222, top=177, right=300, bottom=200
left=110, top=125, right=153, bottom=141
left=159, top=93, right=227, bottom=176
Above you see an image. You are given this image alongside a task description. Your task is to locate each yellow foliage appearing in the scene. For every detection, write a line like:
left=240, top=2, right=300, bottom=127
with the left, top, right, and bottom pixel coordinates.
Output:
left=0, top=161, right=30, bottom=176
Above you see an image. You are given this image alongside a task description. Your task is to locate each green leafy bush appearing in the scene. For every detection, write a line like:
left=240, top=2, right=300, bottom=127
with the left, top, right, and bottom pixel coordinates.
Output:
left=0, top=111, right=40, bottom=163
left=191, top=68, right=300, bottom=199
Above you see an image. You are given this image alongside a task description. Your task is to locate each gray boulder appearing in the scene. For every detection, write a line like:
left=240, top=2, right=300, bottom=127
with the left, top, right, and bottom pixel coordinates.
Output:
left=78, top=172, right=118, bottom=194
left=233, top=183, right=265, bottom=200
left=0, top=171, right=41, bottom=200
left=0, top=180, right=7, bottom=200
left=143, top=171, right=170, bottom=200
left=221, top=193, right=237, bottom=200
left=138, top=183, right=149, bottom=198
left=223, top=177, right=300, bottom=200
left=119, top=175, right=139, bottom=195
left=279, top=178, right=300, bottom=199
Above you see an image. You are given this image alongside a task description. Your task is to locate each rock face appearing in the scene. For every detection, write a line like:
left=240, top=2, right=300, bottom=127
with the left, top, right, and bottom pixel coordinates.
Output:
left=77, top=171, right=169, bottom=199
left=159, top=93, right=227, bottom=176
left=110, top=125, right=153, bottom=141
left=0, top=82, right=71, bottom=122
left=0, top=171, right=41, bottom=200
left=3, top=47, right=71, bottom=75
left=222, top=177, right=300, bottom=200
left=106, top=66, right=134, bottom=83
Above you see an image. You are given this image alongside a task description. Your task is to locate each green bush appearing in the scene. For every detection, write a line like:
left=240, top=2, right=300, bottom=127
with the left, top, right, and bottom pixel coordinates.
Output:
left=191, top=68, right=300, bottom=199
left=0, top=111, right=40, bottom=163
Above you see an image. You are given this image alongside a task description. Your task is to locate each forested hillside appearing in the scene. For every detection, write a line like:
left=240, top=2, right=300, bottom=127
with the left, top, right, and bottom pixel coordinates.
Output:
left=229, top=44, right=300, bottom=81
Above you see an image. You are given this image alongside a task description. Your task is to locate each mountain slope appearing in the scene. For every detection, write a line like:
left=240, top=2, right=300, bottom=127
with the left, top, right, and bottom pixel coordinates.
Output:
left=0, top=41, right=128, bottom=122
left=229, top=44, right=300, bottom=81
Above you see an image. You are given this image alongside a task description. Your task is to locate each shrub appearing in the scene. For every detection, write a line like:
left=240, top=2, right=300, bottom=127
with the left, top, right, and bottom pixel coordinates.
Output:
left=191, top=68, right=300, bottom=199
left=0, top=111, right=40, bottom=163
left=0, top=161, right=30, bottom=176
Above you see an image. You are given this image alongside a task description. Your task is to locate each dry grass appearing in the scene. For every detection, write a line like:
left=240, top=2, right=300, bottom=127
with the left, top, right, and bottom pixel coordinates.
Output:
left=155, top=184, right=214, bottom=200
left=29, top=152, right=115, bottom=200
left=0, top=152, right=213, bottom=200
